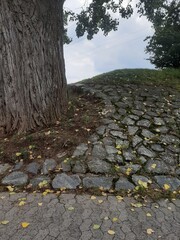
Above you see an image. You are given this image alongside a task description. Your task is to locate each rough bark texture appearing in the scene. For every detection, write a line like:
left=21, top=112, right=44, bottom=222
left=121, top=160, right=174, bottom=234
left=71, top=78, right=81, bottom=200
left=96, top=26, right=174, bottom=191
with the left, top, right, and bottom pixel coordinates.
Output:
left=0, top=0, right=67, bottom=133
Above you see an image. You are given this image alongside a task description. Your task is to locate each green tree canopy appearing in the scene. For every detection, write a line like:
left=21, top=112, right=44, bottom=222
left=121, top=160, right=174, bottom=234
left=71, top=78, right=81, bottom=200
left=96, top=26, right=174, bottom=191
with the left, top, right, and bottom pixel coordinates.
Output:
left=64, top=0, right=169, bottom=41
left=144, top=0, right=180, bottom=68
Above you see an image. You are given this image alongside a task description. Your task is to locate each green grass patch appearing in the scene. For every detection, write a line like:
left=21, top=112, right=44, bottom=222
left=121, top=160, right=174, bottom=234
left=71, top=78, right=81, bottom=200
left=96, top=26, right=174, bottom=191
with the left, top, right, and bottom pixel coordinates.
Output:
left=81, top=68, right=180, bottom=91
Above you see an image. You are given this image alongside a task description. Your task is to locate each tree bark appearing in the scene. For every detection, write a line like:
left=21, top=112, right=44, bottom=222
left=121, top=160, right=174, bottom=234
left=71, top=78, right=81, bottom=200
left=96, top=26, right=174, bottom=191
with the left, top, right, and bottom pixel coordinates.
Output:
left=0, top=0, right=67, bottom=133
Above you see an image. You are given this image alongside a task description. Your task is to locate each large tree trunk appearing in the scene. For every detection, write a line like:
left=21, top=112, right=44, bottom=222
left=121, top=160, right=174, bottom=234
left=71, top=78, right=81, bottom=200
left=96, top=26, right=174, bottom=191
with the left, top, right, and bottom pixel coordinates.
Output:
left=0, top=0, right=67, bottom=133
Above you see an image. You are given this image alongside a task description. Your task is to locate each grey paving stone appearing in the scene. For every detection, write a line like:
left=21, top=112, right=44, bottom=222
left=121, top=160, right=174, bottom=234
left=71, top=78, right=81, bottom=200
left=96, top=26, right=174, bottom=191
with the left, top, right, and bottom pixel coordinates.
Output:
left=146, top=111, right=159, bottom=117
left=106, top=154, right=116, bottom=163
left=42, top=159, right=57, bottom=174
left=115, top=155, right=124, bottom=165
left=136, top=119, right=151, bottom=127
left=88, top=133, right=100, bottom=143
left=72, top=161, right=87, bottom=174
left=120, top=164, right=142, bottom=175
left=123, top=149, right=136, bottom=162
left=128, top=126, right=139, bottom=135
left=107, top=123, right=120, bottom=130
left=161, top=154, right=177, bottom=166
left=155, top=126, right=169, bottom=133
left=154, top=117, right=165, bottom=126
left=118, top=108, right=127, bottom=115
left=137, top=145, right=156, bottom=158
left=141, top=129, right=155, bottom=139
left=110, top=131, right=127, bottom=139
left=83, top=176, right=113, bottom=190
left=145, top=160, right=171, bottom=174
left=154, top=176, right=180, bottom=191
left=132, top=175, right=150, bottom=185
left=96, top=126, right=106, bottom=135
left=105, top=145, right=117, bottom=155
left=175, top=167, right=180, bottom=175
left=52, top=173, right=81, bottom=189
left=160, top=135, right=180, bottom=145
left=131, top=110, right=144, bottom=116
left=115, top=177, right=135, bottom=190
left=132, top=135, right=143, bottom=147
left=61, top=160, right=72, bottom=172
left=73, top=143, right=88, bottom=157
left=26, top=162, right=41, bottom=175
left=137, top=157, right=147, bottom=165
left=0, top=164, right=11, bottom=175
left=1, top=171, right=28, bottom=186
left=116, top=139, right=129, bottom=148
left=13, top=161, right=23, bottom=171
left=150, top=144, right=164, bottom=152
left=92, top=144, right=107, bottom=159
left=121, top=117, right=135, bottom=126
left=87, top=159, right=112, bottom=174
left=115, top=101, right=129, bottom=108
left=30, top=176, right=51, bottom=187
left=102, top=137, right=114, bottom=146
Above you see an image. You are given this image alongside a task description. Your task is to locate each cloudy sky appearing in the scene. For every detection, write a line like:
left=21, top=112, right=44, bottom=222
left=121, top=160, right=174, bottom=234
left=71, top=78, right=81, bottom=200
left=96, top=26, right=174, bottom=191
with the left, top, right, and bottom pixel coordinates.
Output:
left=64, top=0, right=154, bottom=83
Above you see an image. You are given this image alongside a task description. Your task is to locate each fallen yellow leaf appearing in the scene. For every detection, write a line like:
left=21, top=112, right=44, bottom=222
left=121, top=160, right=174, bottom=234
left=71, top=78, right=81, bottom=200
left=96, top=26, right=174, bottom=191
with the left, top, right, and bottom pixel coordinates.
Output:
left=116, top=195, right=123, bottom=201
left=147, top=228, right=154, bottom=235
left=38, top=203, right=43, bottom=206
left=91, top=196, right=96, bottom=200
left=164, top=184, right=170, bottom=190
left=131, top=203, right=143, bottom=208
left=0, top=220, right=9, bottom=225
left=67, top=207, right=74, bottom=211
left=135, top=186, right=140, bottom=191
left=21, top=222, right=30, bottom=228
left=9, top=192, right=15, bottom=195
left=101, top=192, right=107, bottom=196
left=98, top=200, right=103, bottom=204
left=7, top=186, right=14, bottom=192
left=116, top=145, right=122, bottom=149
left=38, top=180, right=48, bottom=188
left=45, top=131, right=51, bottom=135
left=45, top=189, right=54, bottom=193
left=42, top=191, right=48, bottom=196
left=138, top=180, right=148, bottom=189
left=18, top=201, right=26, bottom=206
left=16, top=152, right=22, bottom=157
left=112, top=217, right=118, bottom=222
left=151, top=164, right=156, bottom=169
left=115, top=165, right=120, bottom=171
left=18, top=198, right=26, bottom=201
left=126, top=168, right=132, bottom=176
left=93, top=224, right=100, bottom=230
left=146, top=213, right=152, bottom=217
left=108, top=230, right=115, bottom=235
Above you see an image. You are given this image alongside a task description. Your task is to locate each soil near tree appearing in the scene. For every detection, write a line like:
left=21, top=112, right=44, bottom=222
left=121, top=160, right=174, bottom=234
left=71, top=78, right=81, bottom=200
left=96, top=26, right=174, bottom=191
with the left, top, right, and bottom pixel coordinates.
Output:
left=0, top=89, right=103, bottom=168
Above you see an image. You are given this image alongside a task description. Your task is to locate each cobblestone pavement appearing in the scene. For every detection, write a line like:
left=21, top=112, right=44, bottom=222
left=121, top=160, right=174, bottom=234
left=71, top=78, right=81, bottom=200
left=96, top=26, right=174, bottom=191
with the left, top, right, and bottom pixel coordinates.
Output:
left=0, top=192, right=180, bottom=240
left=0, top=82, right=180, bottom=239
left=1, top=81, right=180, bottom=192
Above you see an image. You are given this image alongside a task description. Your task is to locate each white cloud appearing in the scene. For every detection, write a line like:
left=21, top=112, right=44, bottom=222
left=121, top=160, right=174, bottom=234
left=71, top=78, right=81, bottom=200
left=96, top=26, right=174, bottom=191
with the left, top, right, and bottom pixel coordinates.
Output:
left=64, top=0, right=154, bottom=83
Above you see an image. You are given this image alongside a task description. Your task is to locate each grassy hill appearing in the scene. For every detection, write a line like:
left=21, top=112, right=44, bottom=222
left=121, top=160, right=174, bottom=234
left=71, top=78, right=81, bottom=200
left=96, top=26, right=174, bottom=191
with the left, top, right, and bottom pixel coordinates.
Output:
left=81, top=68, right=180, bottom=91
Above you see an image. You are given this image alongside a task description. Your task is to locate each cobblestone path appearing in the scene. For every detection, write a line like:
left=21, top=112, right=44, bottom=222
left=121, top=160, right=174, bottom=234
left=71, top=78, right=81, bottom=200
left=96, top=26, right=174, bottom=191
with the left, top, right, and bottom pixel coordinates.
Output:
left=0, top=82, right=180, bottom=191
left=0, top=192, right=180, bottom=240
left=0, top=81, right=180, bottom=239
